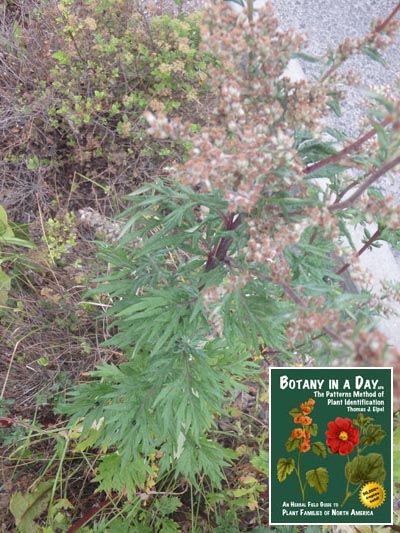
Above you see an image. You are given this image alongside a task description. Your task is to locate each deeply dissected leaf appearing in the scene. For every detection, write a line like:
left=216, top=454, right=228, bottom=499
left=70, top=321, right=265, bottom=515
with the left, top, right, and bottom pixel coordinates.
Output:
left=160, top=518, right=181, bottom=533
left=157, top=496, right=182, bottom=516
left=250, top=450, right=269, bottom=475
left=173, top=436, right=232, bottom=488
left=94, top=452, right=151, bottom=497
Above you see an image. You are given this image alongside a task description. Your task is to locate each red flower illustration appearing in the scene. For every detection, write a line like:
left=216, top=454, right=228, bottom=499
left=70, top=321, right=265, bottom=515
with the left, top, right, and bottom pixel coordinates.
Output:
left=326, top=417, right=359, bottom=456
left=297, top=415, right=312, bottom=426
left=300, top=402, right=312, bottom=414
left=291, top=428, right=305, bottom=440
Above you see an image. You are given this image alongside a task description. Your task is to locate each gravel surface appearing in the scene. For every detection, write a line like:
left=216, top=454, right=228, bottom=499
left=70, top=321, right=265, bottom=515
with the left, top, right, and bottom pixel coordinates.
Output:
left=228, top=0, right=400, bottom=255
left=267, top=0, right=400, bottom=339
left=226, top=0, right=400, bottom=345
left=270, top=0, right=400, bottom=200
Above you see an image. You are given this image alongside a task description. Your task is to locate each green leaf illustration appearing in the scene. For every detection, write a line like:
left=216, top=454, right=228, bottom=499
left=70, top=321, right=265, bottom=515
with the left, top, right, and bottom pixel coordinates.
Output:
left=353, top=413, right=374, bottom=428
left=345, top=453, right=386, bottom=485
left=361, top=424, right=386, bottom=446
left=305, top=467, right=329, bottom=494
left=308, top=422, right=318, bottom=437
left=312, top=441, right=327, bottom=458
left=289, top=407, right=302, bottom=418
left=285, top=437, right=300, bottom=452
left=277, top=458, right=295, bottom=482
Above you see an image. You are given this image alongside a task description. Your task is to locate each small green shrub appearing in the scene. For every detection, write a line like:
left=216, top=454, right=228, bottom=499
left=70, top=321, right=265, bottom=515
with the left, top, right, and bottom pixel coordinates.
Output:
left=42, top=211, right=77, bottom=264
left=1, top=0, right=213, bottom=214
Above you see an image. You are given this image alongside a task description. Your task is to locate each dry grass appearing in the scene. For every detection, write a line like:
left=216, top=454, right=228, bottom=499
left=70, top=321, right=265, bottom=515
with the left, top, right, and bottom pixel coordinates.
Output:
left=0, top=0, right=212, bottom=528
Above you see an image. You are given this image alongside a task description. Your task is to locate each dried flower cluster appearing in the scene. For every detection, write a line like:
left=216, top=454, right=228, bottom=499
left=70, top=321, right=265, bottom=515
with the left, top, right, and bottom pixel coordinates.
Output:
left=79, top=208, right=122, bottom=241
left=143, top=0, right=400, bottom=368
left=320, top=8, right=400, bottom=82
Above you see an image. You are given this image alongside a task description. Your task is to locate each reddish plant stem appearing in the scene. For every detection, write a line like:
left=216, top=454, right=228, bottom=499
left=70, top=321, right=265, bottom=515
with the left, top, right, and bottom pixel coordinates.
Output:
left=319, top=2, right=400, bottom=83
left=278, top=280, right=343, bottom=343
left=385, top=525, right=400, bottom=533
left=374, top=2, right=400, bottom=32
left=308, top=228, right=318, bottom=246
left=0, top=416, right=57, bottom=433
left=335, top=228, right=381, bottom=276
left=335, top=178, right=363, bottom=203
left=251, top=269, right=344, bottom=344
left=205, top=213, right=241, bottom=272
left=329, top=153, right=400, bottom=211
left=67, top=497, right=112, bottom=533
left=305, top=117, right=391, bottom=176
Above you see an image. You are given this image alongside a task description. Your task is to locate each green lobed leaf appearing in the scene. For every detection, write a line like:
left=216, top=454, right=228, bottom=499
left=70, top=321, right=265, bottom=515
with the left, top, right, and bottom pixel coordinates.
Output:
left=305, top=467, right=329, bottom=494
left=285, top=437, right=300, bottom=453
left=93, top=452, right=151, bottom=497
left=277, top=458, right=295, bottom=482
left=311, top=441, right=327, bottom=458
left=250, top=449, right=269, bottom=476
left=157, top=496, right=182, bottom=516
left=308, top=423, right=318, bottom=437
left=361, top=424, right=386, bottom=446
left=345, top=453, right=386, bottom=485
left=289, top=407, right=302, bottom=418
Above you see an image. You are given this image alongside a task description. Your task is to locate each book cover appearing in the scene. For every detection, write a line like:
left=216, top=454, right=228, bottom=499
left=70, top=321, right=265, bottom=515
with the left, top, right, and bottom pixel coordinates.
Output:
left=269, top=367, right=393, bottom=525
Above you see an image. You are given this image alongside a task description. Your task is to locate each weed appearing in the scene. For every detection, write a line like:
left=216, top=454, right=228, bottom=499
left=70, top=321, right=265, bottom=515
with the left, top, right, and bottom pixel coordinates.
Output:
left=59, top=0, right=400, bottom=528
left=1, top=0, right=213, bottom=217
left=0, top=205, right=36, bottom=305
left=41, top=211, right=78, bottom=265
